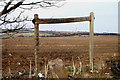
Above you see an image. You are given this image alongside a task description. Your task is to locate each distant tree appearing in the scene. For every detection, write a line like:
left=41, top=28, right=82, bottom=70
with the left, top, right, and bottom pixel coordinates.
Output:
left=0, top=0, right=64, bottom=34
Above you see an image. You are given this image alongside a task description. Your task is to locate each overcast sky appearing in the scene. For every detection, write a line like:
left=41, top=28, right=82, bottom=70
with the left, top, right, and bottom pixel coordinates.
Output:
left=0, top=0, right=119, bottom=33
left=32, top=0, right=118, bottom=33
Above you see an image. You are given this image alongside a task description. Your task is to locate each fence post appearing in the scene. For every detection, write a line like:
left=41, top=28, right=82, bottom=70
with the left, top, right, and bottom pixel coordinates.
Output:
left=29, top=60, right=32, bottom=78
left=34, top=14, right=39, bottom=76
left=89, top=12, right=94, bottom=72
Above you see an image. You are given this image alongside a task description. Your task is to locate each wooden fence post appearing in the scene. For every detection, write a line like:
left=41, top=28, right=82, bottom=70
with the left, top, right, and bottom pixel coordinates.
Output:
left=34, top=14, right=39, bottom=76
left=29, top=60, right=32, bottom=78
left=89, top=12, right=94, bottom=72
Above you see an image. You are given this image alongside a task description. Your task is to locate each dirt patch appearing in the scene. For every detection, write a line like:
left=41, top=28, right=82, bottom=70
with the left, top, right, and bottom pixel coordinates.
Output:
left=2, top=36, right=119, bottom=78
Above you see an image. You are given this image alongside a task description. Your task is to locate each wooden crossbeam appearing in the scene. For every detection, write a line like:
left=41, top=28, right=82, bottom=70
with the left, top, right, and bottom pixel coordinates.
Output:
left=32, top=16, right=90, bottom=24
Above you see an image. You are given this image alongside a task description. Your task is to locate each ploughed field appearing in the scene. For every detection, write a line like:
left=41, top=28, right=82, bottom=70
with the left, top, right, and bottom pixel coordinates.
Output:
left=2, top=36, right=119, bottom=78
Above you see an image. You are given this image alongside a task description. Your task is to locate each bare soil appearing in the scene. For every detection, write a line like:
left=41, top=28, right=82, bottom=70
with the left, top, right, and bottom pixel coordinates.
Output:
left=2, top=35, right=119, bottom=78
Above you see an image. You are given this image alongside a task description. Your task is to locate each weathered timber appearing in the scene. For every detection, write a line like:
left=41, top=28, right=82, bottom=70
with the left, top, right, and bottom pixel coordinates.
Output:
left=32, top=16, right=90, bottom=24
left=34, top=14, right=39, bottom=76
left=89, top=12, right=94, bottom=72
left=32, top=12, right=95, bottom=74
left=29, top=60, right=32, bottom=78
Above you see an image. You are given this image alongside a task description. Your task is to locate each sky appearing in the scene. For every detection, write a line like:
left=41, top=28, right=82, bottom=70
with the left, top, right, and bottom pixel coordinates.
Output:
left=30, top=0, right=118, bottom=33
left=0, top=0, right=119, bottom=33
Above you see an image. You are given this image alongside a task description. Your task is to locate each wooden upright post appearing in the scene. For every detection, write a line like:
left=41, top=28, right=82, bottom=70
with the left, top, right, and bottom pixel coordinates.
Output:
left=34, top=14, right=39, bottom=76
left=89, top=12, right=94, bottom=72
left=29, top=60, right=32, bottom=78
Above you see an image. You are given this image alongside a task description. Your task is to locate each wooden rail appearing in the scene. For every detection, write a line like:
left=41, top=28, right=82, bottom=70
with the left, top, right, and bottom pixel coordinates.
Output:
left=32, top=16, right=90, bottom=24
left=32, top=12, right=95, bottom=76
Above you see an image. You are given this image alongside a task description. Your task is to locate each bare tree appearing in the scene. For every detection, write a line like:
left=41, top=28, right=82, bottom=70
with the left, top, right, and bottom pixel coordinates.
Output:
left=0, top=0, right=64, bottom=34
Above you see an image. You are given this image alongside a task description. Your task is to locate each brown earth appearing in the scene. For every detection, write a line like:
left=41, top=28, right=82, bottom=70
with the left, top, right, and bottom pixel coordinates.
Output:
left=2, top=36, right=119, bottom=78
